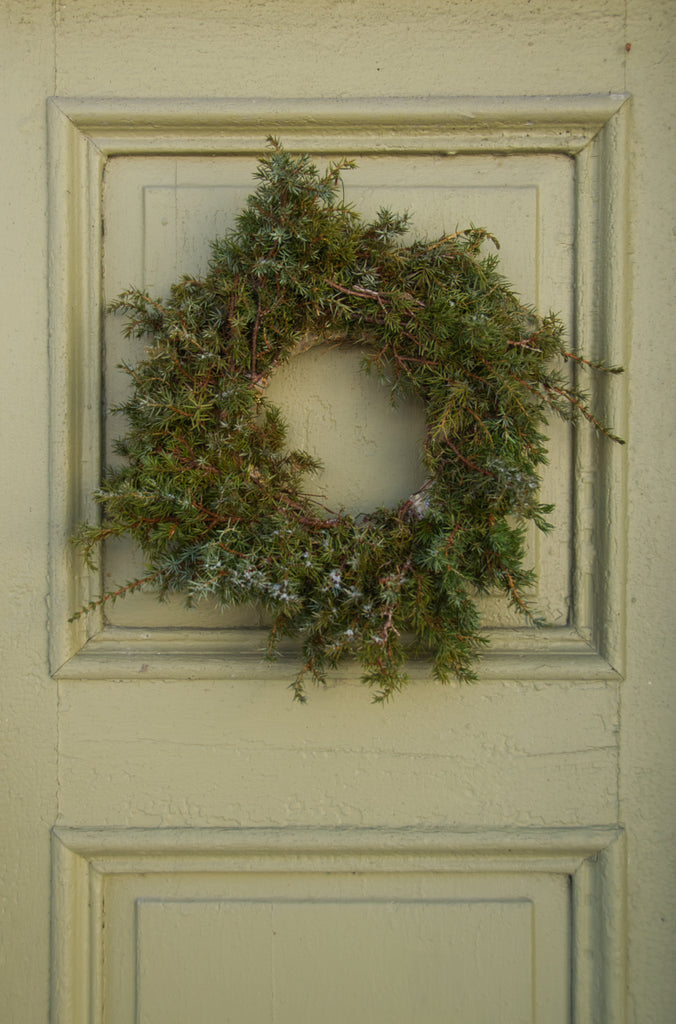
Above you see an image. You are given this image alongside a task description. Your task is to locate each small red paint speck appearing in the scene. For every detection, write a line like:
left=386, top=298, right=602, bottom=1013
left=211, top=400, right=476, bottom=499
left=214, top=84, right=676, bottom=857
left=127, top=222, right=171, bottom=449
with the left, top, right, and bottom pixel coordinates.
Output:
left=625, top=42, right=631, bottom=52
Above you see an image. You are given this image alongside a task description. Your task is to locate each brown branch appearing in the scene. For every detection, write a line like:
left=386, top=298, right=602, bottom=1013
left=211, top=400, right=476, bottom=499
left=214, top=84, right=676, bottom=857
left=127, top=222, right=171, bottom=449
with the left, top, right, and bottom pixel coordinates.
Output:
left=507, top=336, right=543, bottom=354
left=446, top=442, right=494, bottom=477
left=426, top=230, right=470, bottom=250
left=326, top=278, right=387, bottom=310
left=68, top=572, right=160, bottom=622
left=504, top=570, right=530, bottom=616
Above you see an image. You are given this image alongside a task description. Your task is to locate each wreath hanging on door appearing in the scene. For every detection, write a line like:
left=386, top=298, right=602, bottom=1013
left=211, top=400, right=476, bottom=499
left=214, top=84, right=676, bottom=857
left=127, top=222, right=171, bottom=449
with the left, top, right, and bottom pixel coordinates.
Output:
left=72, top=139, right=622, bottom=701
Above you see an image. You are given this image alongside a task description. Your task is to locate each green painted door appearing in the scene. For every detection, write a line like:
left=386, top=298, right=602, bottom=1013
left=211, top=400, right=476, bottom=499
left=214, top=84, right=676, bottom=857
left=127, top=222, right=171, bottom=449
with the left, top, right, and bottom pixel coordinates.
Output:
left=2, top=3, right=675, bottom=1023
left=49, top=107, right=625, bottom=1024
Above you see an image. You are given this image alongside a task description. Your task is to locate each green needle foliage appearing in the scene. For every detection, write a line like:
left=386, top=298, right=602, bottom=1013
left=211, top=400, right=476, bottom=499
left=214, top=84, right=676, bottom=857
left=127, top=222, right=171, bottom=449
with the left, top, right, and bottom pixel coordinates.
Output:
left=72, top=139, right=623, bottom=701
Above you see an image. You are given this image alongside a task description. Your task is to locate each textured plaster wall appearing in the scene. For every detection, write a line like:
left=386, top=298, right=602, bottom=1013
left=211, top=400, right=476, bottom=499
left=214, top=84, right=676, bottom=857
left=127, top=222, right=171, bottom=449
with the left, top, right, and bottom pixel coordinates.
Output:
left=1, top=1, right=674, bottom=1021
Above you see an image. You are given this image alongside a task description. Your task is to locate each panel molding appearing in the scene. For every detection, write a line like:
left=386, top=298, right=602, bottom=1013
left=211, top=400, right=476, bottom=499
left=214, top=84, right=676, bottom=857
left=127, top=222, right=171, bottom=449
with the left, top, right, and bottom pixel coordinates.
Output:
left=47, top=95, right=630, bottom=681
left=51, top=824, right=626, bottom=1024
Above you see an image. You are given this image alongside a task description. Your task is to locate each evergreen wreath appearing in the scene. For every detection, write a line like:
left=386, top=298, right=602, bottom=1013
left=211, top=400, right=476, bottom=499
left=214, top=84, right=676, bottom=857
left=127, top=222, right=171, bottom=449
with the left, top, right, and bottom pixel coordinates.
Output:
left=73, top=139, right=623, bottom=701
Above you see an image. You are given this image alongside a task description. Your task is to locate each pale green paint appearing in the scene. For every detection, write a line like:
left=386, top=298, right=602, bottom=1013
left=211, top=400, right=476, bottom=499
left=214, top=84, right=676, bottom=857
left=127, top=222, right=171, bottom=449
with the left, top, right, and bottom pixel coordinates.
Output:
left=0, top=2, right=674, bottom=1022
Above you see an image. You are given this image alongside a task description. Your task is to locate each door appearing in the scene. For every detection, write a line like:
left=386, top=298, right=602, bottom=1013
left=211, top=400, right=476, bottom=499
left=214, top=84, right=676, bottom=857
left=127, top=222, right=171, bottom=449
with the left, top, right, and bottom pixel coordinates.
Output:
left=48, top=99, right=627, bottom=1024
left=3, top=3, right=675, bottom=1024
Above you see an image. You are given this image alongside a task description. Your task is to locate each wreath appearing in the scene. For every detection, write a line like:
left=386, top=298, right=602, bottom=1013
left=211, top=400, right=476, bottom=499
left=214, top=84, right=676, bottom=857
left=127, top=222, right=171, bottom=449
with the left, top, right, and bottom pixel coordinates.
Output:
left=73, top=139, right=622, bottom=701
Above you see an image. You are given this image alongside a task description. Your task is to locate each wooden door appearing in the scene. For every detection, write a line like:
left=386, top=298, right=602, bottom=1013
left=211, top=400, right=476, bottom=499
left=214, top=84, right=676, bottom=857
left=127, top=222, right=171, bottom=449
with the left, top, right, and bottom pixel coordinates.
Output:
left=47, top=100, right=627, bottom=1024
left=3, top=4, right=675, bottom=1024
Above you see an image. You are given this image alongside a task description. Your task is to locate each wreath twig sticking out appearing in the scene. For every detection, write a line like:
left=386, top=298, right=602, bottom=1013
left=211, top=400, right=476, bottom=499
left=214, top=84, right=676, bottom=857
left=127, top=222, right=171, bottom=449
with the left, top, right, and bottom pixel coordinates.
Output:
left=73, top=139, right=623, bottom=701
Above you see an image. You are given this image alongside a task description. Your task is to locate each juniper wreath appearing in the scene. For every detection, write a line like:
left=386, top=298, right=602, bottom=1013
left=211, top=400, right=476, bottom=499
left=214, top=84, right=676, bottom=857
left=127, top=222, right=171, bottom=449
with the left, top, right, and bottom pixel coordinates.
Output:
left=73, top=139, right=623, bottom=701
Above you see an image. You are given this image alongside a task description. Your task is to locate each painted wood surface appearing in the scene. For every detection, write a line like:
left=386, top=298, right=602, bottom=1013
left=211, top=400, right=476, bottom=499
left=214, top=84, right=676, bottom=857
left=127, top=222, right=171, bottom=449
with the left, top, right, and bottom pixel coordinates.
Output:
left=1, top=2, right=675, bottom=1022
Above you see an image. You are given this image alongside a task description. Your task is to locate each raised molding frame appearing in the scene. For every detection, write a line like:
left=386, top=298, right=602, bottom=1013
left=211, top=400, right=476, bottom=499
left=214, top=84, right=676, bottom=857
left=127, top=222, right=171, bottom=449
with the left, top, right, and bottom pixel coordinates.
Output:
left=47, top=95, right=630, bottom=681
left=51, top=824, right=626, bottom=1024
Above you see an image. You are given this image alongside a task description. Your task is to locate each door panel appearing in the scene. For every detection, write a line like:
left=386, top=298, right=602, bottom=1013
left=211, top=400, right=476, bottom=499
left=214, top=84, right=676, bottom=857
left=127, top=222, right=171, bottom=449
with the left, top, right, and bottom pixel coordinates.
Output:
left=102, top=153, right=574, bottom=629
left=135, top=898, right=539, bottom=1023
left=53, top=826, right=625, bottom=1024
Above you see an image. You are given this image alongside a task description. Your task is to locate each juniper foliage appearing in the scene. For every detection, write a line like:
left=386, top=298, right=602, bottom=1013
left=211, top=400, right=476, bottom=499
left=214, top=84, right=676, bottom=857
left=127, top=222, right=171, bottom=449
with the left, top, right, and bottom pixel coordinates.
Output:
left=73, top=139, right=623, bottom=701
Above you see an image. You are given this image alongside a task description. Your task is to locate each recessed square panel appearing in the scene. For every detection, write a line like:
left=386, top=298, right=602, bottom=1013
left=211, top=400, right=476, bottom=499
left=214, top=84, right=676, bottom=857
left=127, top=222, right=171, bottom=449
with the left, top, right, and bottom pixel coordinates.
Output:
left=51, top=825, right=625, bottom=1024
left=49, top=97, right=628, bottom=678
left=136, top=898, right=535, bottom=1024
left=95, top=861, right=569, bottom=1023
left=102, top=153, right=574, bottom=630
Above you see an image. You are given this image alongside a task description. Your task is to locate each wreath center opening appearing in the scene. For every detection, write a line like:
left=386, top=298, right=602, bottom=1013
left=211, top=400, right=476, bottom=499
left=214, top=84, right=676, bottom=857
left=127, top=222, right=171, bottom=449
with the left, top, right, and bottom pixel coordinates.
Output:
left=264, top=342, right=428, bottom=516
